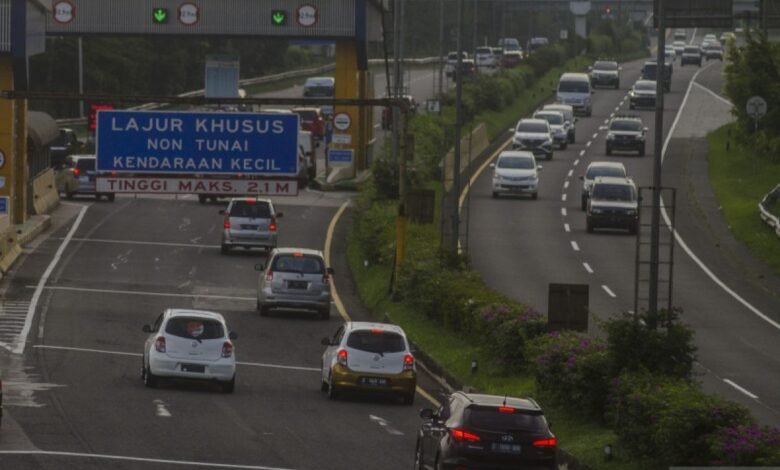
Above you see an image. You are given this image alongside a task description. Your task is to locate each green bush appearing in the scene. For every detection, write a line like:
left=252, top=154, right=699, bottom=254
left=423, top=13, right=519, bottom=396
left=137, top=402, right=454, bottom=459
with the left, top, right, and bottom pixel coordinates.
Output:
left=528, top=331, right=611, bottom=419
left=604, top=308, right=697, bottom=380
left=524, top=43, right=568, bottom=77
left=472, top=303, right=546, bottom=371
left=608, top=373, right=754, bottom=466
left=351, top=194, right=396, bottom=266
left=709, top=423, right=780, bottom=465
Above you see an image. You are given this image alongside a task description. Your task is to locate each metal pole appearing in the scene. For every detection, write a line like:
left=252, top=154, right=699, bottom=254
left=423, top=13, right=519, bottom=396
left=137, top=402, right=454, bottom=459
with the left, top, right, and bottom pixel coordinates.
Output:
left=473, top=0, right=478, bottom=51
left=78, top=36, right=84, bottom=119
left=760, top=0, right=768, bottom=34
left=392, top=0, right=403, bottom=161
left=649, top=0, right=666, bottom=317
left=450, top=0, right=464, bottom=254
left=438, top=0, right=445, bottom=96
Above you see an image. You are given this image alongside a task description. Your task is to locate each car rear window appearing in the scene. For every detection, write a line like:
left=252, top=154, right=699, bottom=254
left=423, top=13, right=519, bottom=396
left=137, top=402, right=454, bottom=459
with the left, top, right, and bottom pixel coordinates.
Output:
left=165, top=317, right=225, bottom=340
left=272, top=254, right=324, bottom=274
left=346, top=330, right=406, bottom=354
left=558, top=80, right=590, bottom=93
left=229, top=201, right=272, bottom=218
left=75, top=159, right=96, bottom=171
left=296, top=110, right=318, bottom=121
left=498, top=156, right=534, bottom=169
left=610, top=120, right=642, bottom=131
left=684, top=46, right=700, bottom=53
left=587, top=166, right=626, bottom=179
left=535, top=113, right=563, bottom=125
left=465, top=407, right=548, bottom=433
left=593, top=61, right=618, bottom=70
left=516, top=122, right=548, bottom=133
left=592, top=183, right=635, bottom=201
left=476, top=47, right=492, bottom=55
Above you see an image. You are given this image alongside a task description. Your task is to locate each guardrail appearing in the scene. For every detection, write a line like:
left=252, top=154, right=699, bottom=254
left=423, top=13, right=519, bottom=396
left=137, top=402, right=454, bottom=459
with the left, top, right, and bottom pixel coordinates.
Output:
left=54, top=57, right=439, bottom=126
left=758, top=183, right=780, bottom=239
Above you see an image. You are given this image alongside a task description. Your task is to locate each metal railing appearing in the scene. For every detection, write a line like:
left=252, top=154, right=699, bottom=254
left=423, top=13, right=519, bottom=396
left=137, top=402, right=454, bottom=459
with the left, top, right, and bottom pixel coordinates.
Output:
left=759, top=183, right=780, bottom=239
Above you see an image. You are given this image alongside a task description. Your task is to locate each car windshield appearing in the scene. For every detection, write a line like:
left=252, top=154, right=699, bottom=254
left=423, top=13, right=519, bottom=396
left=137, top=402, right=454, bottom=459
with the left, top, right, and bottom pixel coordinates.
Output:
left=476, top=47, right=492, bottom=55
left=165, top=317, right=225, bottom=340
left=229, top=201, right=272, bottom=218
left=516, top=122, right=548, bottom=133
left=586, top=166, right=626, bottom=179
left=465, top=407, right=548, bottom=433
left=535, top=113, right=563, bottom=125
left=592, top=183, right=635, bottom=201
left=304, top=86, right=333, bottom=97
left=610, top=120, right=642, bottom=131
left=684, top=46, right=700, bottom=53
left=558, top=80, right=590, bottom=93
left=346, top=330, right=406, bottom=354
left=593, top=61, right=618, bottom=70
left=498, top=157, right=535, bottom=169
left=635, top=81, right=656, bottom=91
left=272, top=254, right=324, bottom=274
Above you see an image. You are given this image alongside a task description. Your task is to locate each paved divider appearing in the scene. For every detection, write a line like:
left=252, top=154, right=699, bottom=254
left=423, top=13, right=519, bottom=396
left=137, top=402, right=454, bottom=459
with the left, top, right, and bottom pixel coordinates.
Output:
left=0, top=223, right=22, bottom=277
left=32, top=168, right=60, bottom=216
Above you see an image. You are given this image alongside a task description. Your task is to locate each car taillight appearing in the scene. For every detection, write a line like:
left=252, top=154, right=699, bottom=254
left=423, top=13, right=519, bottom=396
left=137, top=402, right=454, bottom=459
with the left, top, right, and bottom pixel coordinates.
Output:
left=222, top=341, right=233, bottom=358
left=73, top=168, right=80, bottom=176
left=265, top=271, right=273, bottom=282
left=111, top=171, right=117, bottom=176
left=223, top=218, right=230, bottom=229
left=322, top=273, right=330, bottom=285
left=154, top=336, right=166, bottom=353
left=451, top=429, right=481, bottom=443
left=337, top=349, right=348, bottom=367
left=498, top=406, right=515, bottom=413
left=403, top=354, right=415, bottom=371
left=269, top=219, right=277, bottom=232
left=533, top=438, right=557, bottom=448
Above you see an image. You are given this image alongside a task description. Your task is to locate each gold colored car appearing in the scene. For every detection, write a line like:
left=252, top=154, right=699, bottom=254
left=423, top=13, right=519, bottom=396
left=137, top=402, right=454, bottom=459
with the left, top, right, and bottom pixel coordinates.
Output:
left=320, top=322, right=417, bottom=405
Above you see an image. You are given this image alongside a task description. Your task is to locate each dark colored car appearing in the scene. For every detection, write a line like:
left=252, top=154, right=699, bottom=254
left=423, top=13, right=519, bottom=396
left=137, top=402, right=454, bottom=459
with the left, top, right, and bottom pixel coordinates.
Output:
left=680, top=45, right=702, bottom=66
left=452, top=59, right=476, bottom=81
left=500, top=50, right=523, bottom=68
left=641, top=60, right=671, bottom=92
left=49, top=128, right=82, bottom=169
left=589, top=59, right=621, bottom=89
left=628, top=79, right=658, bottom=109
left=414, top=391, right=557, bottom=470
left=586, top=176, right=639, bottom=234
left=606, top=115, right=647, bottom=156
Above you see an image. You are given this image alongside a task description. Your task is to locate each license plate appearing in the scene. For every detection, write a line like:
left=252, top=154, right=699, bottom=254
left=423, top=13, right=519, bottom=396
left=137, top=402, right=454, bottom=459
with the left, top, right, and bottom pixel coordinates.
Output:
left=241, top=224, right=258, bottom=230
left=359, top=377, right=388, bottom=386
left=491, top=443, right=522, bottom=454
left=287, top=280, right=307, bottom=289
left=181, top=364, right=205, bottom=373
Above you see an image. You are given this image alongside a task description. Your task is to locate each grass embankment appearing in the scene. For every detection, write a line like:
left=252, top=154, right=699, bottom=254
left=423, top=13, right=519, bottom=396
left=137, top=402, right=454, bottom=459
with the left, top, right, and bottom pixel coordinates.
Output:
left=345, top=55, right=654, bottom=469
left=708, top=124, right=780, bottom=275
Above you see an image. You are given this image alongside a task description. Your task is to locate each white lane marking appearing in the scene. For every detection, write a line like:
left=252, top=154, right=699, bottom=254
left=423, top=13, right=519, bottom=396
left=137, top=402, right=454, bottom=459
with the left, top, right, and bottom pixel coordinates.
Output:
left=564, top=223, right=571, bottom=232
left=583, top=262, right=594, bottom=274
left=562, top=194, right=567, bottom=202
left=27, top=285, right=255, bottom=301
left=0, top=450, right=297, bottom=469
left=586, top=141, right=592, bottom=148
left=660, top=63, right=780, bottom=333
left=573, top=159, right=579, bottom=166
left=567, top=169, right=573, bottom=178
left=563, top=181, right=570, bottom=189
left=610, top=112, right=615, bottom=118
left=561, top=208, right=567, bottom=217
left=178, top=217, right=191, bottom=231
left=598, top=125, right=608, bottom=131
left=60, top=237, right=219, bottom=249
left=592, top=132, right=598, bottom=139
left=369, top=415, right=404, bottom=436
left=603, top=119, right=609, bottom=125
left=154, top=399, right=172, bottom=418
left=33, top=345, right=320, bottom=372
left=693, top=81, right=733, bottom=106
left=570, top=241, right=579, bottom=251
left=579, top=150, right=585, bottom=157
left=723, top=379, right=759, bottom=399
left=12, top=206, right=89, bottom=355
left=602, top=285, right=617, bottom=298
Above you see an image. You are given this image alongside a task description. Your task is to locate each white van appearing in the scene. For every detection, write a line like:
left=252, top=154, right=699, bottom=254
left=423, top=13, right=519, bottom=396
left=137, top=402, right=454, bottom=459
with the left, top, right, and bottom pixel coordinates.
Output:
left=556, top=73, right=593, bottom=117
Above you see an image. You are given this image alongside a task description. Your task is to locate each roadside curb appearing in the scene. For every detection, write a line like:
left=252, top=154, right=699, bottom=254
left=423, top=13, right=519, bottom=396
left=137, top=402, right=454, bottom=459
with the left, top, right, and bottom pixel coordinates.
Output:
left=15, top=215, right=51, bottom=246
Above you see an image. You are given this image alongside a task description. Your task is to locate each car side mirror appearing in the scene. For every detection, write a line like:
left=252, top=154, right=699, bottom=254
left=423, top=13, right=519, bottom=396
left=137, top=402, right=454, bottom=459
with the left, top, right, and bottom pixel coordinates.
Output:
left=255, top=263, right=265, bottom=271
left=142, top=324, right=152, bottom=333
left=587, top=66, right=593, bottom=71
left=489, top=163, right=496, bottom=169
left=327, top=267, right=335, bottom=275
left=276, top=212, right=284, bottom=218
left=619, top=66, right=623, bottom=71
left=218, top=210, right=226, bottom=215
left=643, top=127, right=649, bottom=132
left=536, top=165, right=543, bottom=171
left=321, top=337, right=332, bottom=346
left=229, top=332, right=238, bottom=340
left=420, top=408, right=435, bottom=420
left=591, top=90, right=595, bottom=94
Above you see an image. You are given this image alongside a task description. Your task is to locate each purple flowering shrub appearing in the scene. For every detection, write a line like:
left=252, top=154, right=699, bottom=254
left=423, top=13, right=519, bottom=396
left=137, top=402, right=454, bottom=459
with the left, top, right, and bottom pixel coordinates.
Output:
left=527, top=330, right=610, bottom=419
left=474, top=303, right=547, bottom=371
left=709, top=423, right=780, bottom=465
left=607, top=372, right=755, bottom=465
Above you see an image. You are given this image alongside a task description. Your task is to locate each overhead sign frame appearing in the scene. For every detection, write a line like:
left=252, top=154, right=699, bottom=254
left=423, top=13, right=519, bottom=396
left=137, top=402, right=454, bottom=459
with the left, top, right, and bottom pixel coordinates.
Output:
left=653, top=0, right=733, bottom=28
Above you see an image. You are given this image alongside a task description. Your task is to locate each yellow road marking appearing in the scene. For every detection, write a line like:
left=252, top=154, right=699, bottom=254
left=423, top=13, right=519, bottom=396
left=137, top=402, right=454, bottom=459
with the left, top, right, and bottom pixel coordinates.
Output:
left=416, top=386, right=440, bottom=407
left=324, top=200, right=351, bottom=321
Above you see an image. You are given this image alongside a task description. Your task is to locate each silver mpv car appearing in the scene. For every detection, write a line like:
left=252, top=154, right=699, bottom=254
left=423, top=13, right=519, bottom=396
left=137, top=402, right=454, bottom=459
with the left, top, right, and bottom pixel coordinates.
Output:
left=256, top=248, right=334, bottom=320
left=220, top=198, right=281, bottom=254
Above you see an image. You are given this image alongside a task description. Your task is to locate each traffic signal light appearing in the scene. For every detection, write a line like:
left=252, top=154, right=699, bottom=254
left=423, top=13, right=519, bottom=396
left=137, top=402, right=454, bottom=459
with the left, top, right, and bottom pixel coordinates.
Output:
left=605, top=5, right=612, bottom=15
left=152, top=8, right=169, bottom=24
left=271, top=10, right=287, bottom=26
left=89, top=104, right=114, bottom=131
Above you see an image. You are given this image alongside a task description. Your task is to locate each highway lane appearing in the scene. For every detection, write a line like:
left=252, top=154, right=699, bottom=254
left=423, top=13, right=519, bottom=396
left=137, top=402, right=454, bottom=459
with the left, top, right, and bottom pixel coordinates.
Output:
left=465, top=51, right=780, bottom=426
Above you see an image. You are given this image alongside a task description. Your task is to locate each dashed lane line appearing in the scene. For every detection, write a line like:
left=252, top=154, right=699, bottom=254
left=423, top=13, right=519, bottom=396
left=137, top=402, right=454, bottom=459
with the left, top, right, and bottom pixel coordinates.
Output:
left=583, top=262, right=594, bottom=274
left=26, top=285, right=256, bottom=301
left=564, top=223, right=571, bottom=233
left=601, top=285, right=617, bottom=298
left=561, top=208, right=567, bottom=217
left=723, top=379, right=759, bottom=400
left=570, top=241, right=580, bottom=252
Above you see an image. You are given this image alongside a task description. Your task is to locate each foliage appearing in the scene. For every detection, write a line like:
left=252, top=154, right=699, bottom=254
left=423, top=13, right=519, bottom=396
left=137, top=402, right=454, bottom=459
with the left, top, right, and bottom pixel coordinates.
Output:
left=474, top=303, right=546, bottom=371
left=607, top=373, right=754, bottom=466
left=527, top=331, right=611, bottom=419
left=350, top=186, right=396, bottom=266
left=603, top=308, right=696, bottom=380
left=709, top=423, right=780, bottom=466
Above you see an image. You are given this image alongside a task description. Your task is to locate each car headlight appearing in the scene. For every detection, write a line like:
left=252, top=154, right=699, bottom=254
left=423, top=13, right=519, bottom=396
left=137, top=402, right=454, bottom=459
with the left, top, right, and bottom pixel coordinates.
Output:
left=625, top=209, right=637, bottom=215
left=493, top=174, right=503, bottom=182
left=629, top=91, right=636, bottom=97
left=607, top=134, right=615, bottom=141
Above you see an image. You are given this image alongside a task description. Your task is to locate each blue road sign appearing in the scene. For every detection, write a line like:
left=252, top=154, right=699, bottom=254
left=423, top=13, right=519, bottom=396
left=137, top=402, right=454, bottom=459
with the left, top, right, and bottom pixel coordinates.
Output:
left=0, top=196, right=8, bottom=214
left=328, top=149, right=353, bottom=165
left=96, top=110, right=300, bottom=176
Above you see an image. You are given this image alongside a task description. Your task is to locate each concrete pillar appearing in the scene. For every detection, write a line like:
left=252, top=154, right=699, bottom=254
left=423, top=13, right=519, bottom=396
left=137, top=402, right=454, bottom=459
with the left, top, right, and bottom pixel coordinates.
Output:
left=570, top=1, right=592, bottom=39
left=0, top=57, right=17, bottom=225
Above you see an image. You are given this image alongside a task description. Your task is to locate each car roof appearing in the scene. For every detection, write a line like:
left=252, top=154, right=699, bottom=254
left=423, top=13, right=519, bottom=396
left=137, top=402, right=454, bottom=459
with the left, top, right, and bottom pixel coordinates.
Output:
left=272, top=247, right=324, bottom=257
left=166, top=308, right=226, bottom=322
left=535, top=110, right=564, bottom=118
left=346, top=321, right=406, bottom=335
left=587, top=161, right=626, bottom=170
left=634, top=79, right=656, bottom=86
left=610, top=114, right=642, bottom=122
left=593, top=176, right=635, bottom=186
left=518, top=118, right=549, bottom=126
left=304, top=77, right=334, bottom=85
left=498, top=150, right=535, bottom=159
left=543, top=103, right=573, bottom=112
left=227, top=197, right=273, bottom=205
left=455, top=392, right=542, bottom=411
left=559, top=72, right=589, bottom=81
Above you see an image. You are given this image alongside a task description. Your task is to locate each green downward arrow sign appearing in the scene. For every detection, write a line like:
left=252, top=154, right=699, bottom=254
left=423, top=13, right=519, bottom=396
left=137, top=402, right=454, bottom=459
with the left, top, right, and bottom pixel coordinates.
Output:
left=272, top=11, right=287, bottom=25
left=153, top=8, right=168, bottom=24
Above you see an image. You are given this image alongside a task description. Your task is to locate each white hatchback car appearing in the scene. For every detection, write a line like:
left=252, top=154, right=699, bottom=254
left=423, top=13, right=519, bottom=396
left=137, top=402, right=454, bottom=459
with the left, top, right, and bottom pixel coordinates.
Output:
left=142, top=309, right=238, bottom=393
left=490, top=151, right=541, bottom=200
left=579, top=161, right=628, bottom=210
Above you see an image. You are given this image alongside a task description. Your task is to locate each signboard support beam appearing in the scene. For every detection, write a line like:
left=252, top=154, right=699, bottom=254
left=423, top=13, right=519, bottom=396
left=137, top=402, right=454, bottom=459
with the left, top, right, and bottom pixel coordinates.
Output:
left=0, top=57, right=16, bottom=227
left=334, top=40, right=362, bottom=180
left=13, top=97, right=27, bottom=224
left=649, top=0, right=666, bottom=318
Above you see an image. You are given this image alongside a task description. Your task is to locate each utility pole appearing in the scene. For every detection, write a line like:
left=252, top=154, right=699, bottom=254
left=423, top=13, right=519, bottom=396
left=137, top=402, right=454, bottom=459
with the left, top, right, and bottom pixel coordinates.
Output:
left=760, top=0, right=768, bottom=34
left=392, top=0, right=404, bottom=162
left=448, top=0, right=464, bottom=255
left=438, top=0, right=445, bottom=96
left=473, top=0, right=478, bottom=50
left=649, top=0, right=666, bottom=317
left=78, top=36, right=84, bottom=119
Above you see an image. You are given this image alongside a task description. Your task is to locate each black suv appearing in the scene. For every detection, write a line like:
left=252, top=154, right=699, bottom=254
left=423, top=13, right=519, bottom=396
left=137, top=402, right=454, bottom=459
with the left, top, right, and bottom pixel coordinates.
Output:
left=586, top=176, right=639, bottom=234
left=414, top=392, right=557, bottom=470
left=641, top=59, right=672, bottom=92
left=589, top=59, right=620, bottom=89
left=606, top=115, right=647, bottom=156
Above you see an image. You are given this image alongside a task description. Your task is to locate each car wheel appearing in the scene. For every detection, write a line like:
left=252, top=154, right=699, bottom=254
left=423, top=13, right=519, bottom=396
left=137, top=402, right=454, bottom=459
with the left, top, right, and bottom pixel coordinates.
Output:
left=547, top=152, right=552, bottom=161
left=491, top=191, right=498, bottom=199
left=586, top=219, right=594, bottom=233
left=606, top=146, right=612, bottom=156
left=531, top=192, right=538, bottom=200
left=639, top=145, right=646, bottom=157
left=581, top=196, right=587, bottom=211
left=221, top=376, right=235, bottom=394
left=220, top=244, right=229, bottom=255
left=198, top=195, right=207, bottom=204
left=259, top=304, right=269, bottom=317
left=107, top=194, right=115, bottom=202
left=319, top=307, right=330, bottom=321
left=143, top=361, right=158, bottom=388
left=561, top=141, right=568, bottom=150
left=327, top=374, right=340, bottom=400
left=629, top=103, right=635, bottom=110
left=630, top=222, right=639, bottom=235
left=402, top=390, right=416, bottom=406
left=569, top=133, right=575, bottom=144
left=615, top=81, right=620, bottom=89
